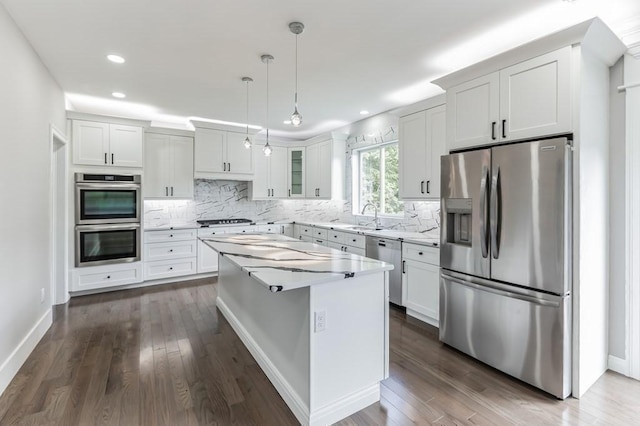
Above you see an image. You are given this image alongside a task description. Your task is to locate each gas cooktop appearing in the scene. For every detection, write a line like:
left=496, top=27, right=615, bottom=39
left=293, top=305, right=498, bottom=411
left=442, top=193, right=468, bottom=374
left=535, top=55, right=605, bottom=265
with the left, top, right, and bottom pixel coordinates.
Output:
left=197, top=218, right=254, bottom=227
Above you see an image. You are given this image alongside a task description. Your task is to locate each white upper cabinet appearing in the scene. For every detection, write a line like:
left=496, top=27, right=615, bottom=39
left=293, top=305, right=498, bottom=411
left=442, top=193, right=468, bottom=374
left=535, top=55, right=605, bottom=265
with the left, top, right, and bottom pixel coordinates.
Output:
left=399, top=104, right=446, bottom=200
left=446, top=74, right=499, bottom=150
left=194, top=128, right=253, bottom=179
left=144, top=133, right=194, bottom=199
left=306, top=139, right=334, bottom=199
left=445, top=46, right=572, bottom=151
left=73, top=120, right=143, bottom=167
left=250, top=145, right=287, bottom=200
left=499, top=47, right=571, bottom=141
left=288, top=147, right=305, bottom=198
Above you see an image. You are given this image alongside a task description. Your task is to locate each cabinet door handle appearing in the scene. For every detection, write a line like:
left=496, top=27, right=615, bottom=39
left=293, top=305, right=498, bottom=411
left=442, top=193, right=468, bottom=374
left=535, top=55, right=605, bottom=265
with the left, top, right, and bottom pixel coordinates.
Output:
left=420, top=180, right=425, bottom=194
left=426, top=180, right=430, bottom=194
left=402, top=260, right=406, bottom=274
left=111, top=153, right=114, bottom=164
left=228, top=163, right=231, bottom=172
left=165, top=187, right=168, bottom=196
left=491, top=122, right=497, bottom=140
left=223, top=162, right=226, bottom=171
left=104, top=153, right=108, bottom=164
left=288, top=189, right=291, bottom=197
left=502, top=119, right=506, bottom=138
left=171, top=187, right=174, bottom=196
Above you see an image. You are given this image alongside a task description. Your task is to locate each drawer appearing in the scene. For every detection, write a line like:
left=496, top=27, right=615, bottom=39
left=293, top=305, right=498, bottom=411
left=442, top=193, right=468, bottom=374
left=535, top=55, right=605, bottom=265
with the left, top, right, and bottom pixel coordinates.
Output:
left=328, top=241, right=344, bottom=252
left=345, top=246, right=366, bottom=256
left=402, top=242, right=439, bottom=265
left=259, top=224, right=283, bottom=234
left=328, top=231, right=345, bottom=244
left=299, top=225, right=313, bottom=237
left=72, top=262, right=143, bottom=291
left=197, top=228, right=227, bottom=238
left=314, top=228, right=328, bottom=239
left=312, top=237, right=328, bottom=246
left=144, top=258, right=197, bottom=281
left=300, top=235, right=314, bottom=243
left=144, top=240, right=197, bottom=262
left=145, top=228, right=197, bottom=243
left=223, top=225, right=258, bottom=234
left=344, top=233, right=366, bottom=249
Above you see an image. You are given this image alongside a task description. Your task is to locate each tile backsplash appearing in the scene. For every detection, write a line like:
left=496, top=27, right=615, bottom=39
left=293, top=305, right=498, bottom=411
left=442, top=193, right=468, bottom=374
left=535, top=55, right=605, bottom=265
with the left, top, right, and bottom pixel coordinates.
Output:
left=144, top=179, right=440, bottom=237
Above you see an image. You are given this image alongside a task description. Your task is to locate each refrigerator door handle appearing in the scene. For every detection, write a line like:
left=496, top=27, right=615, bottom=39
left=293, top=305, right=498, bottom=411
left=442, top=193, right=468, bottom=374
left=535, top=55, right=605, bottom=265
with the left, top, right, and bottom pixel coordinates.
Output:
left=479, top=167, right=489, bottom=258
left=490, top=166, right=501, bottom=259
left=441, top=272, right=561, bottom=307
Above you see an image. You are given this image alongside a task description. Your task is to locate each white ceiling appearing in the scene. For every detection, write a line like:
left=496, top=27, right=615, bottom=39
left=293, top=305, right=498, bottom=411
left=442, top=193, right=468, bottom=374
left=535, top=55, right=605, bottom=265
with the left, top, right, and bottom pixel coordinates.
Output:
left=2, top=0, right=640, bottom=139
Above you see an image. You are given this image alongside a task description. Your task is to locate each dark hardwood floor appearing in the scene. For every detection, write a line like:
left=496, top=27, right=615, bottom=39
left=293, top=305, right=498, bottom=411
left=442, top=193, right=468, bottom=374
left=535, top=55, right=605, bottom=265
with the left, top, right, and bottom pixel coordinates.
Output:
left=1, top=277, right=639, bottom=425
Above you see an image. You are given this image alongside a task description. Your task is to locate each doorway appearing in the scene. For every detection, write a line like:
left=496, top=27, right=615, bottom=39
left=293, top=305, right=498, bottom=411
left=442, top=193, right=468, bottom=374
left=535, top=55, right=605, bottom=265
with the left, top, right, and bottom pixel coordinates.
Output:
left=50, top=125, right=69, bottom=306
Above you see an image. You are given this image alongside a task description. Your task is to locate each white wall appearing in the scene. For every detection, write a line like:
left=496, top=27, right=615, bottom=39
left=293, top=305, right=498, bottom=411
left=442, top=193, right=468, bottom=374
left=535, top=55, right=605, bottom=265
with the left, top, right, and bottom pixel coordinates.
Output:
left=0, top=4, right=66, bottom=395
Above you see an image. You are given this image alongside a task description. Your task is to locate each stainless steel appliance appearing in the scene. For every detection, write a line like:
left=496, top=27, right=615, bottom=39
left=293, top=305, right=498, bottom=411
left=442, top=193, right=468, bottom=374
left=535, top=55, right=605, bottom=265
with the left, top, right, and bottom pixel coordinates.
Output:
left=366, top=237, right=402, bottom=305
left=76, top=223, right=141, bottom=266
left=439, top=137, right=572, bottom=399
left=197, top=218, right=254, bottom=227
left=75, top=173, right=142, bottom=266
left=75, top=173, right=141, bottom=225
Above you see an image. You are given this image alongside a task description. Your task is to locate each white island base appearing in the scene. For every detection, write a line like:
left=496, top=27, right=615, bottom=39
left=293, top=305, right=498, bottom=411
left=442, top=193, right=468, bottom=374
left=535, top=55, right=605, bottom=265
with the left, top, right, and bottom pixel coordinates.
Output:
left=216, top=255, right=389, bottom=425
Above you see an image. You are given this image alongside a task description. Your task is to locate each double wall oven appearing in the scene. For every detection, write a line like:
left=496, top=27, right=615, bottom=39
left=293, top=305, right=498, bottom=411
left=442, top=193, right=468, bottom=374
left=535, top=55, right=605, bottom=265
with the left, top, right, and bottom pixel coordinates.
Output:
left=75, top=173, right=142, bottom=266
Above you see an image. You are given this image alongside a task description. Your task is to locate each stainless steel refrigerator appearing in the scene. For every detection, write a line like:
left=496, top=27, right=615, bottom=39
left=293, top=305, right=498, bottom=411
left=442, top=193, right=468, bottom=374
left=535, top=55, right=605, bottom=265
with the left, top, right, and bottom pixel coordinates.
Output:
left=439, top=137, right=572, bottom=399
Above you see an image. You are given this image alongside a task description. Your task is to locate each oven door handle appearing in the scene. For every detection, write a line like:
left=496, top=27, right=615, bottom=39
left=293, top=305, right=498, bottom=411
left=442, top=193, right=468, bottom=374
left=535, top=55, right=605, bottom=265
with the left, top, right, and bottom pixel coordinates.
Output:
left=76, top=223, right=141, bottom=231
left=76, top=182, right=141, bottom=190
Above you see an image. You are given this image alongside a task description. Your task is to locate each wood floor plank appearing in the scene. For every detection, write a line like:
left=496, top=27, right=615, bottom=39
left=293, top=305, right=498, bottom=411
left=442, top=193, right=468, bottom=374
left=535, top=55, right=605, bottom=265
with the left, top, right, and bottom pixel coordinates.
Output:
left=2, top=278, right=640, bottom=426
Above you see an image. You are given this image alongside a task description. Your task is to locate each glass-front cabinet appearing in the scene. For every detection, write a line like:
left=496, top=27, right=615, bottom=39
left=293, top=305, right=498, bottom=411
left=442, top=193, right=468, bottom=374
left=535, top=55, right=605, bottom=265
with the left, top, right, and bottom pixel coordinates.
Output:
left=288, top=147, right=305, bottom=198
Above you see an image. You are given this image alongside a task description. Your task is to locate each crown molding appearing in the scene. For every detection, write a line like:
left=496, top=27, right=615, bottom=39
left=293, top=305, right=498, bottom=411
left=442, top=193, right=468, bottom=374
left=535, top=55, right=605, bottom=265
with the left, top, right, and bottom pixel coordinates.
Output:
left=618, top=16, right=640, bottom=59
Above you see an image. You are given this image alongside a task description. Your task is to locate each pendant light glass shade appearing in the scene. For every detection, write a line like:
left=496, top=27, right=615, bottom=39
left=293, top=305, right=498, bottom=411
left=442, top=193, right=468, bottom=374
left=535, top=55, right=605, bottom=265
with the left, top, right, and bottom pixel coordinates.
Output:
left=289, top=22, right=304, bottom=127
left=261, top=54, right=274, bottom=157
left=241, top=77, right=253, bottom=149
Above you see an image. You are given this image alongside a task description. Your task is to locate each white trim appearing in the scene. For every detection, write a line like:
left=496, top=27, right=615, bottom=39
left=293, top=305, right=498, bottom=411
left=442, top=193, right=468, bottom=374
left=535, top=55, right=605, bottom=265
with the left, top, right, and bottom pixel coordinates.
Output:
left=308, top=384, right=380, bottom=426
left=406, top=309, right=439, bottom=328
left=626, top=84, right=640, bottom=380
left=608, top=355, right=630, bottom=376
left=216, top=297, right=310, bottom=424
left=50, top=124, right=70, bottom=306
left=0, top=309, right=52, bottom=396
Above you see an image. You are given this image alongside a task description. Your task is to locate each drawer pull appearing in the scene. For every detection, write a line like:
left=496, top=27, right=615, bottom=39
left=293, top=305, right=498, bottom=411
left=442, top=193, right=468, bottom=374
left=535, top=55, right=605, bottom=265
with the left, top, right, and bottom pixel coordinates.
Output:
left=106, top=275, right=111, bottom=279
left=169, top=267, right=173, bottom=270
left=169, top=234, right=173, bottom=238
left=418, top=251, right=423, bottom=255
left=169, top=249, right=173, bottom=252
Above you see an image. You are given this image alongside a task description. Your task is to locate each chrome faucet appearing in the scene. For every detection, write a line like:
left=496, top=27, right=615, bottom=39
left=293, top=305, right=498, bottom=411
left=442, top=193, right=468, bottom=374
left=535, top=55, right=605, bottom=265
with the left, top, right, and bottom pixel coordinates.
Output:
left=361, top=201, right=381, bottom=229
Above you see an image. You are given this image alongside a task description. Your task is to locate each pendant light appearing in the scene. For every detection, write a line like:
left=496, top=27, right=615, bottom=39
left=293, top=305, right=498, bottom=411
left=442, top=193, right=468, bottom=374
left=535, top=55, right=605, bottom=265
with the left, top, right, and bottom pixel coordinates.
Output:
left=261, top=54, right=274, bottom=157
left=289, top=22, right=304, bottom=126
left=241, top=77, right=253, bottom=149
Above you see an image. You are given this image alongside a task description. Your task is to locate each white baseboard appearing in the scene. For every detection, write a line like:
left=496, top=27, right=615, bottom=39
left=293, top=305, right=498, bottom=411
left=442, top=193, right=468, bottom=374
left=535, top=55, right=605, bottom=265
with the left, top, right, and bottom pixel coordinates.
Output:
left=217, top=297, right=310, bottom=424
left=608, top=354, right=630, bottom=376
left=69, top=272, right=216, bottom=297
left=309, top=384, right=380, bottom=426
left=0, top=309, right=52, bottom=397
left=406, top=309, right=439, bottom=328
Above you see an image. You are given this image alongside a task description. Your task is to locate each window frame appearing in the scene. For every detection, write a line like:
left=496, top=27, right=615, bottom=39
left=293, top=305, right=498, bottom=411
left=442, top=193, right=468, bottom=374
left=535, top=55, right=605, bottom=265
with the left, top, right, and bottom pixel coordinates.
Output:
left=353, top=140, right=403, bottom=218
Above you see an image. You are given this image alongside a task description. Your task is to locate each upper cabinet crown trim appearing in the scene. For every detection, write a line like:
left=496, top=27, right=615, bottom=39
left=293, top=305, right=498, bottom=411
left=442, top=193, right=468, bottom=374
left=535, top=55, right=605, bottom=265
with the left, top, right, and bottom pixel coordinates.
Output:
left=433, top=18, right=626, bottom=90
left=66, top=111, right=151, bottom=128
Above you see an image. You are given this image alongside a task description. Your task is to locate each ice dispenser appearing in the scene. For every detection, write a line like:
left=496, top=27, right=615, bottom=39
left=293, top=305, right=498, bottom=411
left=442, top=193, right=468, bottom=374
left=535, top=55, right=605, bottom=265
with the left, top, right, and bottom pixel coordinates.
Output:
left=444, top=198, right=472, bottom=246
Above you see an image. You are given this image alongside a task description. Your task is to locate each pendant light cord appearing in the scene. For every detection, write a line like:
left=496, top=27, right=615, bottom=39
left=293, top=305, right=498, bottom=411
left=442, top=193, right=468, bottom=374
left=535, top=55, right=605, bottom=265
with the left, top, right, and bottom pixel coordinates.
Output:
left=246, top=80, right=249, bottom=135
left=295, top=34, right=298, bottom=107
left=266, top=59, right=270, bottom=143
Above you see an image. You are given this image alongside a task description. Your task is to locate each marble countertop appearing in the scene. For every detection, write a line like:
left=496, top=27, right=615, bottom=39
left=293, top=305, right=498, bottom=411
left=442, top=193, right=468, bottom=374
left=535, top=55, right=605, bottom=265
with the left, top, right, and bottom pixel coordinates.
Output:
left=201, top=234, right=394, bottom=292
left=294, top=221, right=440, bottom=247
left=144, top=221, right=290, bottom=231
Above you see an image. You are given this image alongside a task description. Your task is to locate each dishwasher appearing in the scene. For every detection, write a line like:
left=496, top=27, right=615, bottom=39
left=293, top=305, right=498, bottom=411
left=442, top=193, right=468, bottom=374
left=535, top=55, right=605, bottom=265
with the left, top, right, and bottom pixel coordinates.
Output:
left=365, top=237, right=403, bottom=306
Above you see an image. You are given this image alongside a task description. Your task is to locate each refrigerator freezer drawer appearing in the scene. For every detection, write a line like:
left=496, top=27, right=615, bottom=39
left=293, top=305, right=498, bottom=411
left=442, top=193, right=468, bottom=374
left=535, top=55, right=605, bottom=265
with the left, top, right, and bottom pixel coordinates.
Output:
left=439, top=272, right=571, bottom=399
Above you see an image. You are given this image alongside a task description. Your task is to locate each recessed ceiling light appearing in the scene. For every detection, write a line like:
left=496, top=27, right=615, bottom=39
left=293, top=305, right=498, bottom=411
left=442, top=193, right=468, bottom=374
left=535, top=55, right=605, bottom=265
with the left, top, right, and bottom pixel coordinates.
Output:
left=112, top=92, right=126, bottom=98
left=107, top=54, right=125, bottom=64
left=283, top=120, right=292, bottom=124
left=360, top=110, right=369, bottom=115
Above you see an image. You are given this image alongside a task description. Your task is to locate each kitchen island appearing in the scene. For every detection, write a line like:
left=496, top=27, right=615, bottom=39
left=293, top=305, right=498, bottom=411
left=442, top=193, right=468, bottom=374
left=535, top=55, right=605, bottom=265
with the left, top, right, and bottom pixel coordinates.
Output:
left=201, top=234, right=393, bottom=426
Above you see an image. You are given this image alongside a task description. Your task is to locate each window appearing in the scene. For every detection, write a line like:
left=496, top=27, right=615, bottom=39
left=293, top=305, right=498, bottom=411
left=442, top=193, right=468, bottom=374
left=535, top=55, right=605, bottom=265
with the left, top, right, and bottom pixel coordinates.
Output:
left=356, top=142, right=403, bottom=216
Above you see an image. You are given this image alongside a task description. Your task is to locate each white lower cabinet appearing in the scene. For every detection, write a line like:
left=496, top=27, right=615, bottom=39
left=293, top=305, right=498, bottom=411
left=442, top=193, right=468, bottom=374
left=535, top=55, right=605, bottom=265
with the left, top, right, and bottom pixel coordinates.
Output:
left=402, top=242, right=440, bottom=327
left=71, top=262, right=143, bottom=292
left=197, top=227, right=226, bottom=273
left=144, top=229, right=197, bottom=280
left=305, top=226, right=367, bottom=255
